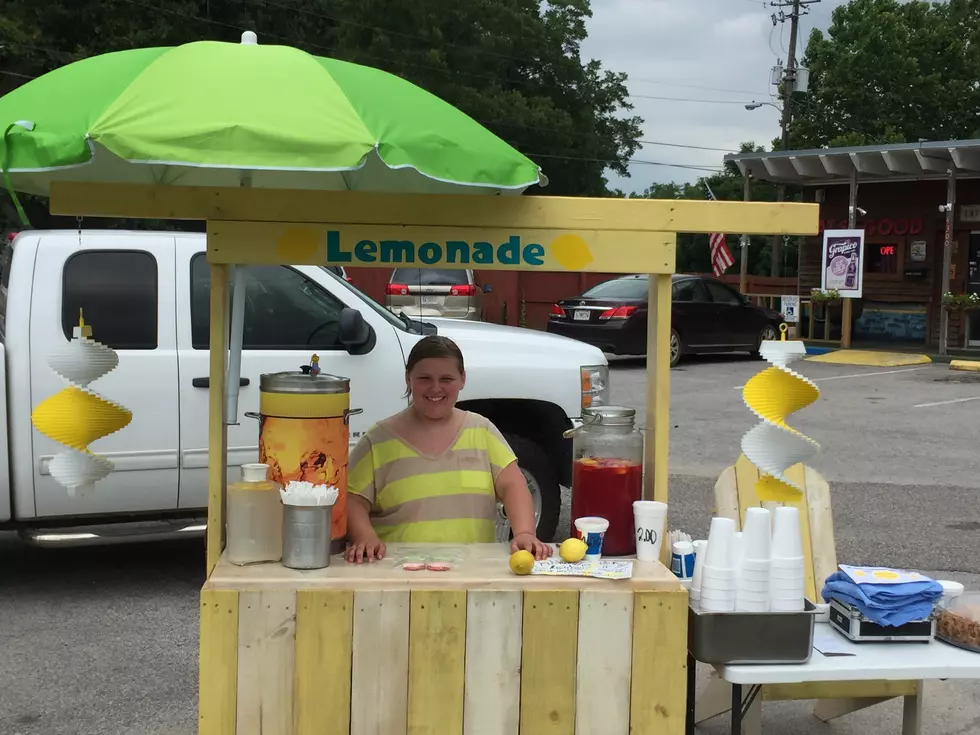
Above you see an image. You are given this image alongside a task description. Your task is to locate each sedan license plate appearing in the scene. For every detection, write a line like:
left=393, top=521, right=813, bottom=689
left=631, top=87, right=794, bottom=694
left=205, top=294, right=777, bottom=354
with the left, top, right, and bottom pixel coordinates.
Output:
left=421, top=295, right=440, bottom=305
left=573, top=309, right=590, bottom=321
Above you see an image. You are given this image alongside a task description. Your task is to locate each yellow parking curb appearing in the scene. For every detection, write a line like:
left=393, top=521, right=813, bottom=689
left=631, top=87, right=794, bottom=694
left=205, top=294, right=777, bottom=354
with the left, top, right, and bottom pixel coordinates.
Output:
left=805, top=350, right=932, bottom=367
left=950, top=359, right=980, bottom=372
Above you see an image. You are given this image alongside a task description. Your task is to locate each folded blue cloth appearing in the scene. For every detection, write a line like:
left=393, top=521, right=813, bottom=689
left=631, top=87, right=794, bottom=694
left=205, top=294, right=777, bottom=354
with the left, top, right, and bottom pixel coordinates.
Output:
left=821, top=570, right=942, bottom=627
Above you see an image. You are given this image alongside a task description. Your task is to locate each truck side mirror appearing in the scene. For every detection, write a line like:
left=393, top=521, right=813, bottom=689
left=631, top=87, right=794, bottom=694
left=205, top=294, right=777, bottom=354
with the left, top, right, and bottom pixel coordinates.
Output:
left=339, top=308, right=376, bottom=355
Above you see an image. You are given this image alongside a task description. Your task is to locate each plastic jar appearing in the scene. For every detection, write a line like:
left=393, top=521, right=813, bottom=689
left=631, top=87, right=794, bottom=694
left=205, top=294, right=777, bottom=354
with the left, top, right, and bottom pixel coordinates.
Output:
left=226, top=462, right=283, bottom=565
left=569, top=406, right=643, bottom=556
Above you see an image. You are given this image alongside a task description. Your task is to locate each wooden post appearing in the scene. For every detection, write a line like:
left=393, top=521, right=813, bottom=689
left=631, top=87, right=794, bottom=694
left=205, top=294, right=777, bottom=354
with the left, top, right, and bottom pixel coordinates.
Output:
left=207, top=261, right=230, bottom=576
left=740, top=175, right=751, bottom=295
left=644, top=265, right=672, bottom=539
left=939, top=168, right=957, bottom=356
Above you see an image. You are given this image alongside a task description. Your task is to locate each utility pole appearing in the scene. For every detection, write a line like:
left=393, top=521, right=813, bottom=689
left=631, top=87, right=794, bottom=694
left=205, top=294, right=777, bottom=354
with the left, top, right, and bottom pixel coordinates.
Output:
left=769, top=0, right=819, bottom=277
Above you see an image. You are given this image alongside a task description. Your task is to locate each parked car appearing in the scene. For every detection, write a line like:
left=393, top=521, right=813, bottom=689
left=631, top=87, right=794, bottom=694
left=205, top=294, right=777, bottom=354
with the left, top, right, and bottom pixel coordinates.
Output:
left=546, top=273, right=785, bottom=367
left=384, top=267, right=491, bottom=321
left=0, top=230, right=610, bottom=547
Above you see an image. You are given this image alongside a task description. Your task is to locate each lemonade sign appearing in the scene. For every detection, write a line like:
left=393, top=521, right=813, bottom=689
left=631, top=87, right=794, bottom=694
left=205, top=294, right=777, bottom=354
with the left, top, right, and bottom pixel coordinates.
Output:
left=204, top=221, right=675, bottom=273
left=323, top=230, right=595, bottom=270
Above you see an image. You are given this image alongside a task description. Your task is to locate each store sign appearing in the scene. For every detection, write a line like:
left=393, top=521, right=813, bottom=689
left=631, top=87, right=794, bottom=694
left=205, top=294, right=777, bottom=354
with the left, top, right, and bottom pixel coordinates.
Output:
left=960, top=204, right=980, bottom=222
left=821, top=228, right=864, bottom=299
left=206, top=221, right=677, bottom=273
left=819, top=218, right=923, bottom=236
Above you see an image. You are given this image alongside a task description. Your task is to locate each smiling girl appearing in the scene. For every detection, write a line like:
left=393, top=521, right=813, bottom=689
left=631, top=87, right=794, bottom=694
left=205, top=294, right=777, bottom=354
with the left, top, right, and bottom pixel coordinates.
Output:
left=344, top=335, right=552, bottom=563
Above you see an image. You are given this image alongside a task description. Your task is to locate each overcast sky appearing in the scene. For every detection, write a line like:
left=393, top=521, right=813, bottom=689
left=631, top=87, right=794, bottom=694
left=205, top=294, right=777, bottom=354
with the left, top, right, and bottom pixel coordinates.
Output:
left=580, top=0, right=849, bottom=194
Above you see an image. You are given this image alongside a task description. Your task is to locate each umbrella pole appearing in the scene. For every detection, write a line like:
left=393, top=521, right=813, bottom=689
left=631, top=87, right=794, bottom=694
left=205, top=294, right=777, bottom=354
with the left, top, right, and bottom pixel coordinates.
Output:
left=225, top=265, right=247, bottom=424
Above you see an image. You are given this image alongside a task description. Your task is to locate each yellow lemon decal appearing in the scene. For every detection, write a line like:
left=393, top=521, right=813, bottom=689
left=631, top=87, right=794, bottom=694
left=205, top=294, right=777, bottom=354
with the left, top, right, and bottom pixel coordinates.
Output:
left=277, top=227, right=321, bottom=263
left=549, top=233, right=594, bottom=270
left=872, top=570, right=900, bottom=580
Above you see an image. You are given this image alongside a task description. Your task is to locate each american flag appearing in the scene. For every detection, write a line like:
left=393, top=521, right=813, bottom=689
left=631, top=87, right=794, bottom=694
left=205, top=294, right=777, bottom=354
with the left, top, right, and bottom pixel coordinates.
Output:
left=704, top=182, right=735, bottom=277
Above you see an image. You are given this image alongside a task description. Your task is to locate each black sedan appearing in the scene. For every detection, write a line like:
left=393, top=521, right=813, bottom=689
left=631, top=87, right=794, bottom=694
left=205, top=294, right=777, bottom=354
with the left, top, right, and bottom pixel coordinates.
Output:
left=546, top=274, right=785, bottom=367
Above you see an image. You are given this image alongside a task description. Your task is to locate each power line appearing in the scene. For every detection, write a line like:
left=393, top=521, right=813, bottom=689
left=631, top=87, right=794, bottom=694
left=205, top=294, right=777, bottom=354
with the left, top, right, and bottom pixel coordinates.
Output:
left=630, top=94, right=751, bottom=105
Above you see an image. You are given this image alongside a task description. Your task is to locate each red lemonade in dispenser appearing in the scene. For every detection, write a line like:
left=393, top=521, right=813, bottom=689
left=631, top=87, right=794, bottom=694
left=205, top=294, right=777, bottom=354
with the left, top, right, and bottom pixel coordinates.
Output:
left=571, top=458, right=642, bottom=555
left=568, top=406, right=643, bottom=556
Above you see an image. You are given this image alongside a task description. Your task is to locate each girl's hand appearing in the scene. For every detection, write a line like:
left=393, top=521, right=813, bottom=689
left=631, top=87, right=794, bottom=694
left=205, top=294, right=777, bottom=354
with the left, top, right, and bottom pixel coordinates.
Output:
left=511, top=532, right=553, bottom=560
left=344, top=537, right=386, bottom=564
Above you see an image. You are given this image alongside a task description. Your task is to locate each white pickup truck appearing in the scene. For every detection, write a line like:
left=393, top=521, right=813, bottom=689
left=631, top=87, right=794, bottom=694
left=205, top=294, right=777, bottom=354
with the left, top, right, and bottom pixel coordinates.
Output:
left=0, top=229, right=610, bottom=546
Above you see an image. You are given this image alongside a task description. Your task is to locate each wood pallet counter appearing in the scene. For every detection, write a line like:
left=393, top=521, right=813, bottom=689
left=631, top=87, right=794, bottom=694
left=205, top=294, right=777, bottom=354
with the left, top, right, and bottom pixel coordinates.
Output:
left=199, top=542, right=687, bottom=735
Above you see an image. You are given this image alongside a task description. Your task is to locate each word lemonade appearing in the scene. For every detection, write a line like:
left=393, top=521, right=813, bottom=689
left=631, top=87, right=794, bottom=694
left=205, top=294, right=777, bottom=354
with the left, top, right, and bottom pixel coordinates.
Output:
left=324, top=230, right=596, bottom=270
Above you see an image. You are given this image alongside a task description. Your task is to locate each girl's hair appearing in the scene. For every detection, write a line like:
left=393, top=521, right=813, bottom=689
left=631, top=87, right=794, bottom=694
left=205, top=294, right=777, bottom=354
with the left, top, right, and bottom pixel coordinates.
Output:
left=405, top=335, right=465, bottom=375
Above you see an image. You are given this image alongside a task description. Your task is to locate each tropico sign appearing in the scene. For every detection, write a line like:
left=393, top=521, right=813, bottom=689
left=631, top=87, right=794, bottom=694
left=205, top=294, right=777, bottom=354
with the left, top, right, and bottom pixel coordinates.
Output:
left=819, top=217, right=924, bottom=236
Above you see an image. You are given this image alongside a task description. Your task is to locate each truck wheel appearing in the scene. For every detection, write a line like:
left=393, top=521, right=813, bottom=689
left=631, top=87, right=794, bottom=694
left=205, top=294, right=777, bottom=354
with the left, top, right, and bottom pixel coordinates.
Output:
left=497, top=433, right=561, bottom=543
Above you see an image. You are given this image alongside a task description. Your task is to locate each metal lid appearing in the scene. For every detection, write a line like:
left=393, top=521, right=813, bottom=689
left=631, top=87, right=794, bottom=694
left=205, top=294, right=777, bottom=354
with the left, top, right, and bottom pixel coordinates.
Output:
left=259, top=371, right=350, bottom=395
left=582, top=405, right=636, bottom=426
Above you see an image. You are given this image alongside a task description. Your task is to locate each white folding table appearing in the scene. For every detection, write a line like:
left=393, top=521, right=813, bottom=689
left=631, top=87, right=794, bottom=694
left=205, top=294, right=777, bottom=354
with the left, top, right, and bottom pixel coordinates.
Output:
left=689, top=623, right=980, bottom=735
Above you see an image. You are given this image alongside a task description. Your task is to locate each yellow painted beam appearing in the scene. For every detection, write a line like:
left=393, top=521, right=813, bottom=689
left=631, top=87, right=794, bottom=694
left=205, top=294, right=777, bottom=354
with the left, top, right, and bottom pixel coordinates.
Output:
left=295, top=590, right=354, bottom=735
left=198, top=589, right=239, bottom=735
left=50, top=181, right=820, bottom=236
left=206, top=263, right=229, bottom=577
left=520, top=590, right=578, bottom=735
left=763, top=680, right=917, bottom=701
left=630, top=589, right=687, bottom=735
left=407, top=590, right=467, bottom=735
left=206, top=220, right=676, bottom=274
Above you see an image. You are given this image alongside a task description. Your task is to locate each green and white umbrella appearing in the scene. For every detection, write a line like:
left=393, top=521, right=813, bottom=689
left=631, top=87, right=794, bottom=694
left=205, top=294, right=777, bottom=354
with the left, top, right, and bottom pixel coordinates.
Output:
left=0, top=30, right=546, bottom=213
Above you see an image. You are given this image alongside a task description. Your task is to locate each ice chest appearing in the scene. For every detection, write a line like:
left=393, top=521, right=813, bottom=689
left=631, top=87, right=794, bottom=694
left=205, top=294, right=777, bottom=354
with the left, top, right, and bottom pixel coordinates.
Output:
left=688, top=600, right=818, bottom=665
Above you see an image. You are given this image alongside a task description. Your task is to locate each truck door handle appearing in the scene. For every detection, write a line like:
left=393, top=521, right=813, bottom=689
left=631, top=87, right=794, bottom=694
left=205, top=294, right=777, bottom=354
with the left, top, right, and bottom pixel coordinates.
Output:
left=192, top=377, right=250, bottom=388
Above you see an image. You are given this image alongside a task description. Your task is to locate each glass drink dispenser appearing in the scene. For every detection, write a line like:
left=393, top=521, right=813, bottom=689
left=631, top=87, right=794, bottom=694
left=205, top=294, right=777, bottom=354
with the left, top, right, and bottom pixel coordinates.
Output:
left=568, top=406, right=643, bottom=556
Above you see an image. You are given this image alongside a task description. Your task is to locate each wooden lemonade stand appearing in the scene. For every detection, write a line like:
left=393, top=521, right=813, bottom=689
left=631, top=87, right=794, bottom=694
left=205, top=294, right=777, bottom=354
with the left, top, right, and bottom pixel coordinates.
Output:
left=48, top=182, right=818, bottom=735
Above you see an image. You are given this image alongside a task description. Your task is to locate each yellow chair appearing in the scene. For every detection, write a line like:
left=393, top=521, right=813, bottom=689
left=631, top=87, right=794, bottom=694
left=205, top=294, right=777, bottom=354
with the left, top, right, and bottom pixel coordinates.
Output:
left=694, top=454, right=918, bottom=733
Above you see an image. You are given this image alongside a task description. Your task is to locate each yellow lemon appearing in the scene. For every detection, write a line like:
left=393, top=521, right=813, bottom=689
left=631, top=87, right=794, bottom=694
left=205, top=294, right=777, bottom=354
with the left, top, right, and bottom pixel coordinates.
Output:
left=559, top=537, right=588, bottom=563
left=509, top=550, right=535, bottom=575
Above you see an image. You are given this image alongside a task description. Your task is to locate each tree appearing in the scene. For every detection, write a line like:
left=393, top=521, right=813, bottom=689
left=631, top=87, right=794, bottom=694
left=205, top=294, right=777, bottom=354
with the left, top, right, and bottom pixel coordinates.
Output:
left=790, top=0, right=980, bottom=149
left=0, top=0, right=641, bottom=234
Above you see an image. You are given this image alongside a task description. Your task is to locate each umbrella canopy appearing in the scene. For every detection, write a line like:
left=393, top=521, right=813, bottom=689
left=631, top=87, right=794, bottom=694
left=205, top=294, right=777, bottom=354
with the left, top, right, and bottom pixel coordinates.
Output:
left=0, top=31, right=546, bottom=201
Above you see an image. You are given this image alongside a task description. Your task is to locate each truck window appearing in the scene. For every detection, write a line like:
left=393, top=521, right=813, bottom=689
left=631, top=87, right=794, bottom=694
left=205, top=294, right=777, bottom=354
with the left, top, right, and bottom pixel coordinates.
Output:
left=190, top=254, right=346, bottom=350
left=62, top=250, right=158, bottom=349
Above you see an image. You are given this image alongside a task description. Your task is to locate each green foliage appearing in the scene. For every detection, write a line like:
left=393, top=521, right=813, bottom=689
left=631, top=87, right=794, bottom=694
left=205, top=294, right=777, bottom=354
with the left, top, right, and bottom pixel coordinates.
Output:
left=790, top=0, right=980, bottom=149
left=0, top=0, right=641, bottom=233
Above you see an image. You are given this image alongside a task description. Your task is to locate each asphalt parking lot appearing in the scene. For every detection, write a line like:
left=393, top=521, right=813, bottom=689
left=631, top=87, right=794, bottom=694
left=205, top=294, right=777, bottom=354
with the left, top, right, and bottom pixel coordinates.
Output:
left=1, top=354, right=979, bottom=734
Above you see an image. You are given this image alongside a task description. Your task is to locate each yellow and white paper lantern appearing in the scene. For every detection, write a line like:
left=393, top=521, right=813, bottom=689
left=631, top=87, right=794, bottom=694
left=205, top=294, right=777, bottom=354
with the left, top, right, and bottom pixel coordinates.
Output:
left=30, top=311, right=133, bottom=495
left=740, top=324, right=820, bottom=502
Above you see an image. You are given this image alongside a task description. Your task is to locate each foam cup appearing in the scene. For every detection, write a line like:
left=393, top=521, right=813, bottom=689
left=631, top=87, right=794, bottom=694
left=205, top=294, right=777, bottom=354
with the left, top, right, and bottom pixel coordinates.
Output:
left=771, top=506, right=803, bottom=559
left=633, top=501, right=668, bottom=561
left=704, top=517, right=737, bottom=569
left=742, top=507, right=772, bottom=561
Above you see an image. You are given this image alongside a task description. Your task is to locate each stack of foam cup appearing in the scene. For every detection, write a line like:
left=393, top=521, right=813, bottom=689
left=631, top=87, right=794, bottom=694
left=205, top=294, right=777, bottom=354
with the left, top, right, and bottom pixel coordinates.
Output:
left=736, top=507, right=772, bottom=612
left=770, top=506, right=805, bottom=611
left=699, top=517, right=737, bottom=612
left=690, top=539, right=708, bottom=603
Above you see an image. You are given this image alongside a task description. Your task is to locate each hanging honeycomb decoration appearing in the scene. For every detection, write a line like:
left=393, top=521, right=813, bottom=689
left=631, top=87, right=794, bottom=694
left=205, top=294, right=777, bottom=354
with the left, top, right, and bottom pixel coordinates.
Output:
left=30, top=310, right=133, bottom=496
left=740, top=323, right=820, bottom=502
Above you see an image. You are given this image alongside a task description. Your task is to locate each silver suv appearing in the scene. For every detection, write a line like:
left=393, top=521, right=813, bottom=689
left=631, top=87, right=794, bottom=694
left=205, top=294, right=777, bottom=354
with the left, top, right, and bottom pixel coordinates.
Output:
left=385, top=268, right=491, bottom=321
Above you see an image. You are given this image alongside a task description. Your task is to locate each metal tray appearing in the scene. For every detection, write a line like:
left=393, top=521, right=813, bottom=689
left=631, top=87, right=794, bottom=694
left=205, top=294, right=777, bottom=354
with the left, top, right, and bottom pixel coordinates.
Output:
left=688, top=599, right=818, bottom=665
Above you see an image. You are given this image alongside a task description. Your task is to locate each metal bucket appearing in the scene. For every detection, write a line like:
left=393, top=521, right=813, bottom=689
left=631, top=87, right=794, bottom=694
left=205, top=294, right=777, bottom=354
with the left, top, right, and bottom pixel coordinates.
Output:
left=251, top=370, right=361, bottom=555
left=282, top=504, right=332, bottom=570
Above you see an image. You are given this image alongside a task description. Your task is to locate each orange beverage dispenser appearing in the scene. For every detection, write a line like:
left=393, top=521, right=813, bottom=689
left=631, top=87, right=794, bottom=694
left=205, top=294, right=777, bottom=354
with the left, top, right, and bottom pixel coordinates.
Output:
left=255, top=370, right=360, bottom=555
left=568, top=406, right=643, bottom=556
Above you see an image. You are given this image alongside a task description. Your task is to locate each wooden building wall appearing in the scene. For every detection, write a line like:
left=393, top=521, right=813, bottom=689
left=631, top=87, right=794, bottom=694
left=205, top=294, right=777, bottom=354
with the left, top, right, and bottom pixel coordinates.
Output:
left=801, top=179, right=980, bottom=349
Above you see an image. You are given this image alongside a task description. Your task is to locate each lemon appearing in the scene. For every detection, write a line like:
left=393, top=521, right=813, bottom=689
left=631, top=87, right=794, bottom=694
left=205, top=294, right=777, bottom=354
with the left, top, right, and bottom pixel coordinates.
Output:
left=559, top=537, right=588, bottom=563
left=509, top=550, right=535, bottom=575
